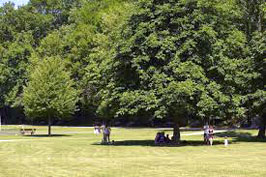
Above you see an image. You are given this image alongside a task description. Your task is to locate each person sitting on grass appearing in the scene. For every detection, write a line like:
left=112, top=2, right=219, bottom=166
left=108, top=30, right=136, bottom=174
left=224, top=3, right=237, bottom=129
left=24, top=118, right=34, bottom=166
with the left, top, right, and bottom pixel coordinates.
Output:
left=155, top=132, right=171, bottom=145
left=165, top=134, right=171, bottom=144
left=158, top=132, right=166, bottom=143
left=155, top=132, right=165, bottom=144
left=155, top=132, right=161, bottom=144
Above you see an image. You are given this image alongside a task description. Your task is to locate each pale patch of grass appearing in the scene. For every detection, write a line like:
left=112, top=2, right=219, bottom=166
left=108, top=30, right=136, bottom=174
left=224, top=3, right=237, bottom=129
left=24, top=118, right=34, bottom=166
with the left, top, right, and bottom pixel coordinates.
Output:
left=0, top=126, right=265, bottom=177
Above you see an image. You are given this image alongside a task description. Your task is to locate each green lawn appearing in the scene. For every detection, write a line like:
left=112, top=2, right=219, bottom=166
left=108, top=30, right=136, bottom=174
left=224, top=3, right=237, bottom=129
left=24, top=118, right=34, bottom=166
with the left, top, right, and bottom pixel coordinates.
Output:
left=0, top=126, right=266, bottom=177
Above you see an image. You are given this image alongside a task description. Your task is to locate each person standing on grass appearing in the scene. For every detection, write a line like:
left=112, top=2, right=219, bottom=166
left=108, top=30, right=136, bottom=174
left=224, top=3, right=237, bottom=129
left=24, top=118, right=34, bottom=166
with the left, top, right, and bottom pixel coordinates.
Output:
left=208, top=125, right=214, bottom=146
left=224, top=136, right=228, bottom=147
left=203, top=124, right=209, bottom=144
left=94, top=124, right=101, bottom=135
left=103, top=125, right=111, bottom=143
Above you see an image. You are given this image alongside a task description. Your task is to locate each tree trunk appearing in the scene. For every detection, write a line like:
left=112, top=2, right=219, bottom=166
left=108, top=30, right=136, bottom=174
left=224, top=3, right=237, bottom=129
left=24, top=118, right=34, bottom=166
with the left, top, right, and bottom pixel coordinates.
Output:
left=257, top=126, right=265, bottom=138
left=0, top=107, right=7, bottom=125
left=257, top=120, right=266, bottom=139
left=48, top=116, right=52, bottom=136
left=172, top=122, right=180, bottom=143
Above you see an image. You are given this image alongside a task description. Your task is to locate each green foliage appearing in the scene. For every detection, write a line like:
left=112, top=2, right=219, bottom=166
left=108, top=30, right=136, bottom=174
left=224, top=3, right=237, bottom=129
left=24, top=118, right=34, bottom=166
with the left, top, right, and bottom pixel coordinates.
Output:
left=29, top=0, right=82, bottom=27
left=0, top=0, right=265, bottom=132
left=0, top=32, right=34, bottom=107
left=111, top=0, right=250, bottom=127
left=23, top=57, right=79, bottom=120
left=73, top=0, right=135, bottom=117
left=245, top=31, right=266, bottom=118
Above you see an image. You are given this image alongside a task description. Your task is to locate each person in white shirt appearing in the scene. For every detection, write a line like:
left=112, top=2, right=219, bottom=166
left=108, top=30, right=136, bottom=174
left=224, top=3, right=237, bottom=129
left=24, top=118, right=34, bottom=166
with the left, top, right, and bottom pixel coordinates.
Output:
left=94, top=125, right=101, bottom=135
left=208, top=126, right=214, bottom=146
left=203, top=124, right=209, bottom=144
left=224, top=136, right=228, bottom=146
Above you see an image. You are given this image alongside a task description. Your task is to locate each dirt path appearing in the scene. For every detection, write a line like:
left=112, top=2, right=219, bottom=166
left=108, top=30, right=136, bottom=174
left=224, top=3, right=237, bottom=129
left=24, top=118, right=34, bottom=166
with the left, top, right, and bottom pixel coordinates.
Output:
left=0, top=140, right=14, bottom=142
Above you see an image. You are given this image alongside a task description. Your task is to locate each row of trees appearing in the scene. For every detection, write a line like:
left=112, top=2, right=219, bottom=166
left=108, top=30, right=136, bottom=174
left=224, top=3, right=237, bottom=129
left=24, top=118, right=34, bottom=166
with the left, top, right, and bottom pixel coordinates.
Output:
left=0, top=0, right=265, bottom=139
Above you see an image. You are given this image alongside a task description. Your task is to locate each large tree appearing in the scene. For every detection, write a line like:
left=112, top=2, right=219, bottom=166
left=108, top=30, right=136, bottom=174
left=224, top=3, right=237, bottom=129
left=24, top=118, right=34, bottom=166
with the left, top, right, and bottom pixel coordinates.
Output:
left=248, top=32, right=266, bottom=138
left=34, top=0, right=136, bottom=118
left=0, top=0, right=81, bottom=123
left=23, top=57, right=79, bottom=135
left=237, top=0, right=266, bottom=137
left=0, top=2, right=57, bottom=122
left=111, top=0, right=248, bottom=142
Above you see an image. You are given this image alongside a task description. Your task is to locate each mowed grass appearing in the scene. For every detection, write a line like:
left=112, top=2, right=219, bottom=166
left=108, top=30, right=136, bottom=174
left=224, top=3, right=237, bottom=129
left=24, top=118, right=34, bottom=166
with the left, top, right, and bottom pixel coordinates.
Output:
left=0, top=126, right=266, bottom=177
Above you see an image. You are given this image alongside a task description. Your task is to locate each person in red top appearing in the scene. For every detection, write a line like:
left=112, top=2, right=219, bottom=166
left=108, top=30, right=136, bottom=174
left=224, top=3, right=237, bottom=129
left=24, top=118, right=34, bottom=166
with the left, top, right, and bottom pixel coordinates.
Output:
left=208, top=125, right=214, bottom=146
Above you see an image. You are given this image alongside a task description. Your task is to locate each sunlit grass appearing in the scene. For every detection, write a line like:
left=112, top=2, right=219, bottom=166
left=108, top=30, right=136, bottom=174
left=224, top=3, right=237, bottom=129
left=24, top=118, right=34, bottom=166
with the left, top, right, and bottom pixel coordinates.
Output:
left=0, top=126, right=265, bottom=177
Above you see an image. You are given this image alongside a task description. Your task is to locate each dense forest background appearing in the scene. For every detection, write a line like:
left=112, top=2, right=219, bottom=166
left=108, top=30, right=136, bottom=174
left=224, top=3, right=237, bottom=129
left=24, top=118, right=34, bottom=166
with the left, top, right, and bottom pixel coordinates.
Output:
left=0, top=0, right=265, bottom=137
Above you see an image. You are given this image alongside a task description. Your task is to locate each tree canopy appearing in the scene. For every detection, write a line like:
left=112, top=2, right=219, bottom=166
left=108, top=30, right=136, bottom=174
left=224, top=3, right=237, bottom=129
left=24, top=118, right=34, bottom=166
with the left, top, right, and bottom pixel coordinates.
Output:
left=108, top=0, right=256, bottom=141
left=0, top=0, right=265, bottom=138
left=23, top=57, right=79, bottom=135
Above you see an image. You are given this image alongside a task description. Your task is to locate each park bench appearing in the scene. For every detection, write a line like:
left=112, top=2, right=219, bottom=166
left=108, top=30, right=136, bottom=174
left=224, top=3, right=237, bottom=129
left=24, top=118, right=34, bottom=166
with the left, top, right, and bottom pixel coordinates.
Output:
left=20, top=128, right=36, bottom=135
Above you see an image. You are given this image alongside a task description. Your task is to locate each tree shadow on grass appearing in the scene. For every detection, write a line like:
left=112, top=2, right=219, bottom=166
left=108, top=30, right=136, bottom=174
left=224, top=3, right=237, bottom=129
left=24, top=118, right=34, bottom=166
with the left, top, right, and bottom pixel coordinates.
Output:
left=24, top=134, right=71, bottom=137
left=215, top=131, right=266, bottom=143
left=92, top=140, right=224, bottom=147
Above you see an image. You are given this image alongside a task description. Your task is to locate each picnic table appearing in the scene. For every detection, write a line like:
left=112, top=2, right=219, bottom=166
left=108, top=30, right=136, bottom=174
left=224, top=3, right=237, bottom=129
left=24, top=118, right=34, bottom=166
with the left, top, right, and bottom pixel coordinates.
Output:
left=20, top=128, right=36, bottom=135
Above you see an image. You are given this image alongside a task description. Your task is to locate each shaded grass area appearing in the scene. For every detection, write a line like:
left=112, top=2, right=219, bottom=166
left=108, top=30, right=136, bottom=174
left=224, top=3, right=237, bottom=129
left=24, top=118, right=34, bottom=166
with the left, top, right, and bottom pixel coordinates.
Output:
left=93, top=140, right=224, bottom=147
left=29, top=134, right=71, bottom=137
left=216, top=131, right=266, bottom=142
left=0, top=126, right=266, bottom=177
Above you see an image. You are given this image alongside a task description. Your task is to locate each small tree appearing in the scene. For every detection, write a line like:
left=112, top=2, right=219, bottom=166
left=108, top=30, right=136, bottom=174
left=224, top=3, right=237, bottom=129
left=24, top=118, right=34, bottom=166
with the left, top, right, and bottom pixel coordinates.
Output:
left=23, top=57, right=79, bottom=136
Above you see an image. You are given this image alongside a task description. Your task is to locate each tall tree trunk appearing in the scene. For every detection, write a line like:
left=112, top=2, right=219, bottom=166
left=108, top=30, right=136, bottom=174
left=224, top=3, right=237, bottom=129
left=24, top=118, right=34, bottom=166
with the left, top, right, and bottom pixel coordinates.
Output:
left=257, top=125, right=265, bottom=138
left=48, top=116, right=52, bottom=136
left=0, top=107, right=7, bottom=125
left=257, top=117, right=266, bottom=138
left=172, top=121, right=180, bottom=143
left=0, top=109, right=2, bottom=129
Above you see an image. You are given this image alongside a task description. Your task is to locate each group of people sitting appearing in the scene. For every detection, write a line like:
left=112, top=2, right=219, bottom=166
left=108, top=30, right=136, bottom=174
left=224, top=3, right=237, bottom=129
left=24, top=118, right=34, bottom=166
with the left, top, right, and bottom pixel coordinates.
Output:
left=203, top=124, right=214, bottom=145
left=154, top=132, right=172, bottom=144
